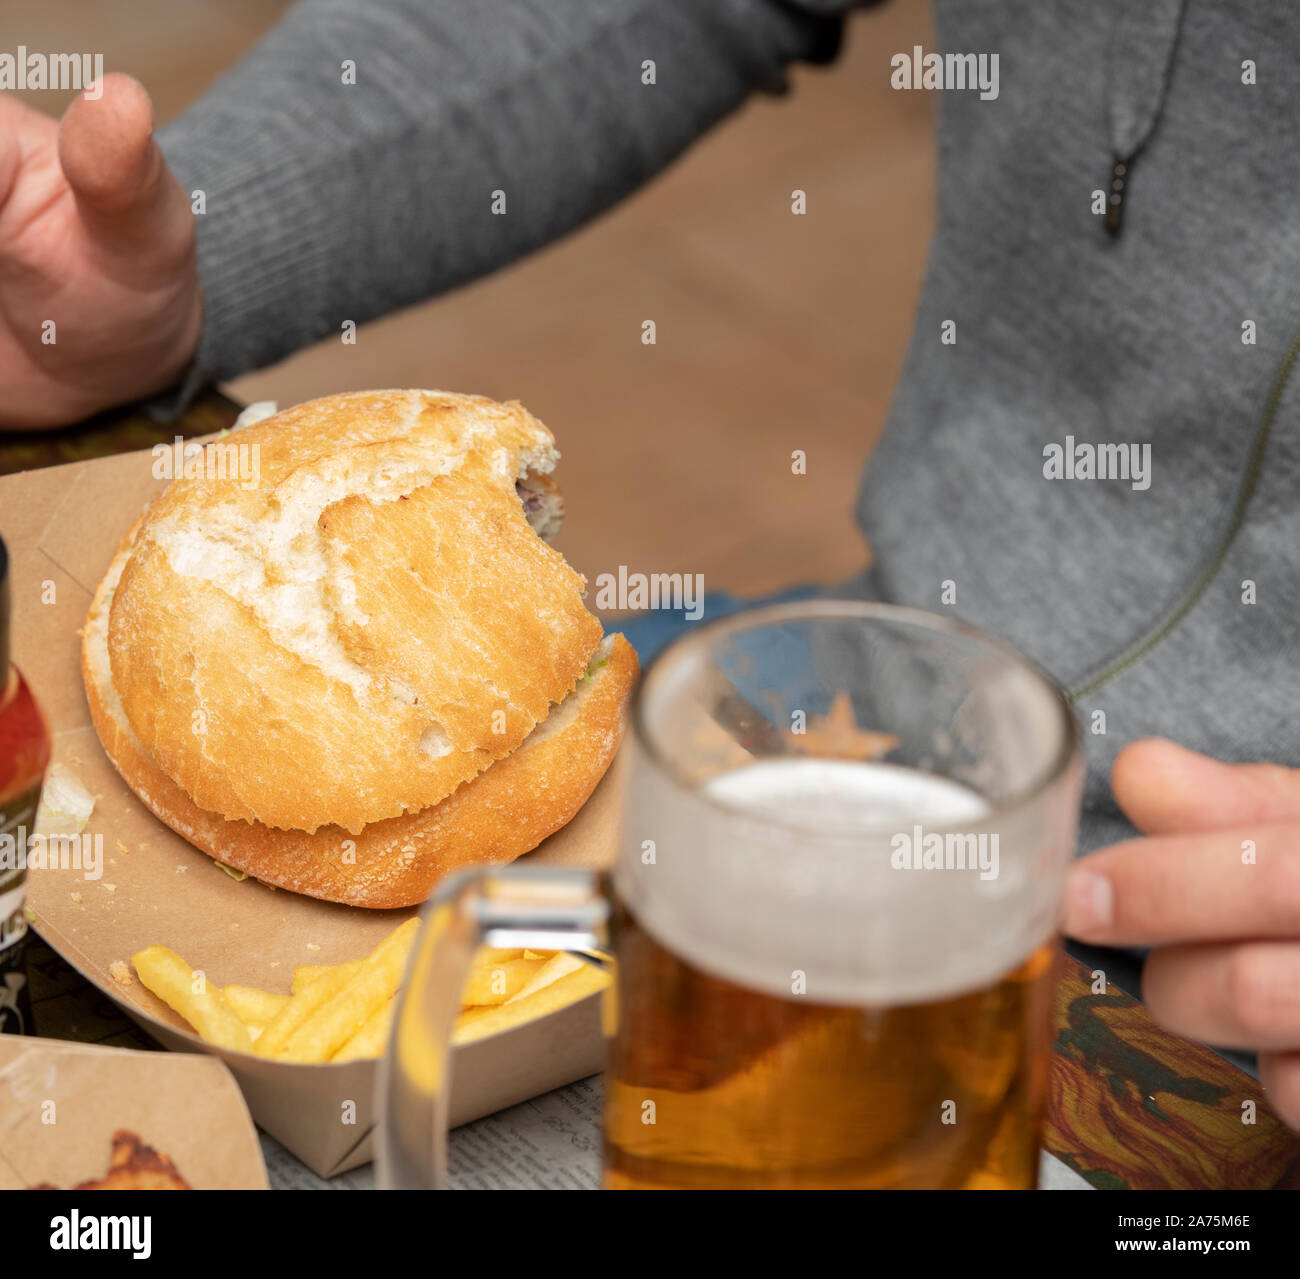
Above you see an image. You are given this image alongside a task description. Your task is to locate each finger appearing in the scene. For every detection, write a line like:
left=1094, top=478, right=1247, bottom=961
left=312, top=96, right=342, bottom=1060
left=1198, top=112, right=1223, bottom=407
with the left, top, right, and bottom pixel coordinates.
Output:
left=1113, top=738, right=1300, bottom=837
left=1063, top=824, right=1300, bottom=946
left=57, top=72, right=184, bottom=247
left=1142, top=941, right=1300, bottom=1052
left=1258, top=1051, right=1300, bottom=1134
left=0, top=92, right=46, bottom=212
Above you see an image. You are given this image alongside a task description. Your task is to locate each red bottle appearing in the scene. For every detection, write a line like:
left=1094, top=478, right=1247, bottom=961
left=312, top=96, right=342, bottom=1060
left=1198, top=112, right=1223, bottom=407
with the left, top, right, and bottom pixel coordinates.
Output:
left=0, top=537, right=51, bottom=1034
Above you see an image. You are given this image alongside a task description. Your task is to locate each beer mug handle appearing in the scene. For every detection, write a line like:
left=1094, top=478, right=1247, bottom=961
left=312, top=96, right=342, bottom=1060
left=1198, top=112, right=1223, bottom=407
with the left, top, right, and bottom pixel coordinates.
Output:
left=376, top=865, right=611, bottom=1189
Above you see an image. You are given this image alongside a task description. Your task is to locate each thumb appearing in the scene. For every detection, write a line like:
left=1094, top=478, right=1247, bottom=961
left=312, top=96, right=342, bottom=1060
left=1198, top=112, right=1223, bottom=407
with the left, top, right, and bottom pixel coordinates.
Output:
left=1112, top=737, right=1300, bottom=836
left=58, top=73, right=185, bottom=247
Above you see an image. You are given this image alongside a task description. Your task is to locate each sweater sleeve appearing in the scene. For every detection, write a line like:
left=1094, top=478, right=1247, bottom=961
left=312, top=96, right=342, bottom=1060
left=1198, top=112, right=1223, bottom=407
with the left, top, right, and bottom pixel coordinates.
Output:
left=153, top=0, right=848, bottom=409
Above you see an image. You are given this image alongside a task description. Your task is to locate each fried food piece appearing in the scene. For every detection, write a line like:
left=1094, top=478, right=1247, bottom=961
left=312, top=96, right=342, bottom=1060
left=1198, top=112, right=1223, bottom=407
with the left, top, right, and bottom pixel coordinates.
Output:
left=28, top=1130, right=190, bottom=1190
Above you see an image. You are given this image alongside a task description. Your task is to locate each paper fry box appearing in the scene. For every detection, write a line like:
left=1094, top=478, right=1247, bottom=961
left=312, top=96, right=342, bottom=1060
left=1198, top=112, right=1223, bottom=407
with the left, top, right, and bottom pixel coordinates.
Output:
left=0, top=1035, right=267, bottom=1189
left=0, top=451, right=618, bottom=1178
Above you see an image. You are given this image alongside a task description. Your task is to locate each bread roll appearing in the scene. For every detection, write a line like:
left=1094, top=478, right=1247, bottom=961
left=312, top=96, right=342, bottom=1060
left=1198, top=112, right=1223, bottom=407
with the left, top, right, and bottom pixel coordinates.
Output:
left=82, top=391, right=637, bottom=907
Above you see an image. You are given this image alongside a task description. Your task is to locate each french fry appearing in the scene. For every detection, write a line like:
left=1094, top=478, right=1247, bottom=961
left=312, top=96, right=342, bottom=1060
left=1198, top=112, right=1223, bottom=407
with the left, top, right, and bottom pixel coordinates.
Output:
left=292, top=958, right=372, bottom=994
left=291, top=965, right=328, bottom=995
left=131, top=945, right=253, bottom=1054
left=461, top=956, right=544, bottom=1006
left=505, top=952, right=585, bottom=1004
left=454, top=962, right=609, bottom=1045
left=133, top=924, right=601, bottom=1063
left=332, top=993, right=397, bottom=1063
left=255, top=962, right=369, bottom=1058
left=275, top=918, right=419, bottom=1063
left=222, top=984, right=288, bottom=1028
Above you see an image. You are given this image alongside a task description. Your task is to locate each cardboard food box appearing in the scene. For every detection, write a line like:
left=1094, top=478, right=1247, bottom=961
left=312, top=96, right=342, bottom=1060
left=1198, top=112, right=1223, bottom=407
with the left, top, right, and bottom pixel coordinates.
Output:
left=1, top=450, right=620, bottom=1178
left=0, top=1035, right=267, bottom=1189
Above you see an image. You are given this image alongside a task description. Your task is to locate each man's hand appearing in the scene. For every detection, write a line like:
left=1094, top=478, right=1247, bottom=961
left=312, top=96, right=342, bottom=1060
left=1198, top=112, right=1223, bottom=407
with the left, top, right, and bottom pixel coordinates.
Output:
left=1065, top=738, right=1300, bottom=1131
left=0, top=73, right=200, bottom=428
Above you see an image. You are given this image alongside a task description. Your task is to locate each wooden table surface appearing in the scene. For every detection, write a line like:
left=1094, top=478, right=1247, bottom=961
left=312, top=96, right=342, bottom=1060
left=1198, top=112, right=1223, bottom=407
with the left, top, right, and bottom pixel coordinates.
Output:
left=5, top=389, right=1298, bottom=1190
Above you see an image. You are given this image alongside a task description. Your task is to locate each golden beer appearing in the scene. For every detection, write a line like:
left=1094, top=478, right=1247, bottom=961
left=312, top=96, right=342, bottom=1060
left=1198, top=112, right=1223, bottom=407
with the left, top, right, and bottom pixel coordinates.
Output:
left=604, top=906, right=1057, bottom=1190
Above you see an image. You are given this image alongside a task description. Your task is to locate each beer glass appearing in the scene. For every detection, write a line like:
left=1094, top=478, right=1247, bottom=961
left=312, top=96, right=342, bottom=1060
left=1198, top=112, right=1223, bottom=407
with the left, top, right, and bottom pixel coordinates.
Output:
left=378, top=601, right=1082, bottom=1189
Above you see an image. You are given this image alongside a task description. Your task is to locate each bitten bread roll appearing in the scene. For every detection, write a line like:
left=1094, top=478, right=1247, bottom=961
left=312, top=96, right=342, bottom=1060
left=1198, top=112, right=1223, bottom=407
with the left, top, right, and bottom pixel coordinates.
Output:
left=81, top=390, right=638, bottom=908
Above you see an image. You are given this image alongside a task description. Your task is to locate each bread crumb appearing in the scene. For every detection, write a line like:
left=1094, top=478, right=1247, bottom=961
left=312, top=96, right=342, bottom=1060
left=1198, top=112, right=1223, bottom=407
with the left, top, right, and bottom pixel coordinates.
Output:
left=70, top=891, right=82, bottom=904
left=101, top=883, right=116, bottom=892
left=108, top=960, right=133, bottom=989
left=305, top=943, right=321, bottom=952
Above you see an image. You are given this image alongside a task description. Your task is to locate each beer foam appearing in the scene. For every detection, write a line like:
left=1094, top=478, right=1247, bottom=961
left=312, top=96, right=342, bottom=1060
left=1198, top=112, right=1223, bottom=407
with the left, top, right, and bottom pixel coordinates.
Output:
left=703, top=758, right=989, bottom=831
left=618, top=753, right=1076, bottom=1007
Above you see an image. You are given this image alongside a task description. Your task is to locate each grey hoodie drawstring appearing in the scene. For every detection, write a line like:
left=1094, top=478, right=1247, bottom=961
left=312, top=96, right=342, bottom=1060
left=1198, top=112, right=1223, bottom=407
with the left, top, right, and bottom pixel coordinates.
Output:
left=1104, top=0, right=1188, bottom=236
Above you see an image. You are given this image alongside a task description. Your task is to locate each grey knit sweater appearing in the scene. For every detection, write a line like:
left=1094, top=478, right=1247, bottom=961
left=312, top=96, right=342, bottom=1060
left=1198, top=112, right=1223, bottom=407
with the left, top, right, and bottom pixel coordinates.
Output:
left=158, top=0, right=1300, bottom=898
